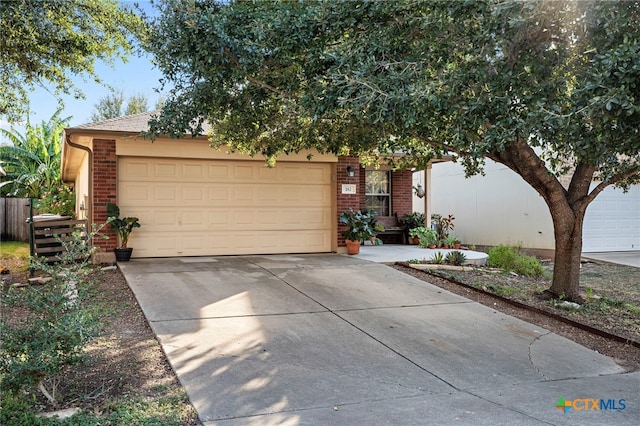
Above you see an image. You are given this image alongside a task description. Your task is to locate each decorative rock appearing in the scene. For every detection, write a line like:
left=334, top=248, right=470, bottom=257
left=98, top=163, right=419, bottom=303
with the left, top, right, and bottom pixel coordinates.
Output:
left=28, top=276, right=52, bottom=284
left=408, top=264, right=473, bottom=272
left=557, top=301, right=581, bottom=310
left=38, top=407, right=81, bottom=420
left=101, top=265, right=117, bottom=271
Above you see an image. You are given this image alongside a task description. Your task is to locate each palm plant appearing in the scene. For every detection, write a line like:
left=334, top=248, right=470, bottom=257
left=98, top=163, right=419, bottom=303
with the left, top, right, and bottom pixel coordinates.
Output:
left=0, top=109, right=70, bottom=198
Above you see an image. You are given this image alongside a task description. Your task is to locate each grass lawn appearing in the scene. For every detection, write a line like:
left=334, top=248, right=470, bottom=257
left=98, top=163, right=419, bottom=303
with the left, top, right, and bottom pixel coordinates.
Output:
left=1, top=241, right=30, bottom=275
left=1, top=241, right=30, bottom=259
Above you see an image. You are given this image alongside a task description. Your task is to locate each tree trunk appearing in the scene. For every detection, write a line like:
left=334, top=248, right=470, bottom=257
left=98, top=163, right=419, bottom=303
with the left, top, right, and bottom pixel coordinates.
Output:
left=548, top=210, right=585, bottom=302
left=488, top=141, right=595, bottom=303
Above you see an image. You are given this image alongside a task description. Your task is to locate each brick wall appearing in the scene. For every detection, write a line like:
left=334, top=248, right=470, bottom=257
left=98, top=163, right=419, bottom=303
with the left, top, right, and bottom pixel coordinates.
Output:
left=92, top=139, right=117, bottom=252
left=391, top=169, right=413, bottom=218
left=336, top=159, right=415, bottom=247
left=336, top=156, right=362, bottom=247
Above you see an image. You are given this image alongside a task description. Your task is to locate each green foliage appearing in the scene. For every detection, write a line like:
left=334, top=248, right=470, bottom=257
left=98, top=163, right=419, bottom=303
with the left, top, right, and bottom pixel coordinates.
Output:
left=408, top=226, right=437, bottom=247
left=0, top=228, right=104, bottom=403
left=488, top=245, right=545, bottom=277
left=430, top=252, right=444, bottom=264
left=339, top=209, right=378, bottom=242
left=582, top=296, right=640, bottom=315
left=107, top=203, right=141, bottom=248
left=0, top=109, right=70, bottom=198
left=0, top=392, right=43, bottom=426
left=35, top=185, right=75, bottom=217
left=483, top=283, right=520, bottom=297
left=0, top=390, right=194, bottom=425
left=445, top=250, right=467, bottom=266
left=400, top=212, right=426, bottom=230
left=90, top=90, right=150, bottom=122
left=0, top=0, right=145, bottom=121
left=431, top=214, right=455, bottom=240
left=443, top=235, right=458, bottom=247
left=143, top=0, right=640, bottom=299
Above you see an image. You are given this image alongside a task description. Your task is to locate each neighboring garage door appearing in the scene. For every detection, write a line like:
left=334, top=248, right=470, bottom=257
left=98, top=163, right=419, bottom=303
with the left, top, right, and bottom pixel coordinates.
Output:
left=583, top=184, right=640, bottom=252
left=118, top=157, right=333, bottom=257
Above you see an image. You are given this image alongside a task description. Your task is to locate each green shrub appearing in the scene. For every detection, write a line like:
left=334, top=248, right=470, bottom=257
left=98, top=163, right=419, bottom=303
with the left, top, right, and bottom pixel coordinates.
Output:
left=35, top=185, right=76, bottom=217
left=0, top=227, right=105, bottom=405
left=445, top=250, right=467, bottom=266
left=488, top=244, right=545, bottom=277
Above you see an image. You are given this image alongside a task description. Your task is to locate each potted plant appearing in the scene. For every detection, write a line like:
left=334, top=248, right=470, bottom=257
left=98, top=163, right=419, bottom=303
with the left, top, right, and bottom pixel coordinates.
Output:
left=339, top=209, right=379, bottom=255
left=444, top=235, right=457, bottom=249
left=452, top=236, right=462, bottom=249
left=400, top=212, right=426, bottom=244
left=431, top=213, right=455, bottom=241
left=408, top=227, right=438, bottom=248
left=107, top=202, right=141, bottom=261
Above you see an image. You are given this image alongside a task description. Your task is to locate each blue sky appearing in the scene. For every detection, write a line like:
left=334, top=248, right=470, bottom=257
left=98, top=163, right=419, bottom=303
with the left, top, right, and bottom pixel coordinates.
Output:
left=0, top=1, right=166, bottom=141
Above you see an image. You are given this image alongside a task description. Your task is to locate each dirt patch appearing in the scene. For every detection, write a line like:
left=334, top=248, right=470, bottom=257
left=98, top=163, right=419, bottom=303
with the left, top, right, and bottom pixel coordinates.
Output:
left=1, top=265, right=201, bottom=424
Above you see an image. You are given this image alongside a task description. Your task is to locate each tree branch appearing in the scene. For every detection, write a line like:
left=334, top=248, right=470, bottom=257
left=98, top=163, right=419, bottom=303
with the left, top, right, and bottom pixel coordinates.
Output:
left=585, top=165, right=640, bottom=206
left=222, top=47, right=293, bottom=99
left=567, top=162, right=596, bottom=206
left=485, top=140, right=569, bottom=212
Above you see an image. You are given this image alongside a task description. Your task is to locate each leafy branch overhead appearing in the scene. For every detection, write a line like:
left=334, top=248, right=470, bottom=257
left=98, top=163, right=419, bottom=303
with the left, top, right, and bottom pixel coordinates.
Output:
left=143, top=0, right=640, bottom=301
left=0, top=0, right=146, bottom=122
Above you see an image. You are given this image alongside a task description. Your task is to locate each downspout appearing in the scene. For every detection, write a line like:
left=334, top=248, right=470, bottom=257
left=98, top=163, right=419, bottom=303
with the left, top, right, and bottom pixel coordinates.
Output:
left=65, top=135, right=93, bottom=225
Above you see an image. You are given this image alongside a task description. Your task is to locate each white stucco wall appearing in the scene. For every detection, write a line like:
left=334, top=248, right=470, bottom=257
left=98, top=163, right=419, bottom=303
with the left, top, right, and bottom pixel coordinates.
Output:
left=412, top=171, right=426, bottom=213
left=431, top=160, right=555, bottom=249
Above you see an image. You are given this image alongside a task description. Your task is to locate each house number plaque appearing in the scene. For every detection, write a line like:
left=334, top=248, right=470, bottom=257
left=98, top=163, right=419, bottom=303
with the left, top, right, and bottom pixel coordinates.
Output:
left=341, top=184, right=357, bottom=194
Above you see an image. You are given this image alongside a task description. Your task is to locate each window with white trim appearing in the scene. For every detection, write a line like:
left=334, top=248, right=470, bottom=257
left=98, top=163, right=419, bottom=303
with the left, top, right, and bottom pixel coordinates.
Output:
left=365, top=170, right=391, bottom=216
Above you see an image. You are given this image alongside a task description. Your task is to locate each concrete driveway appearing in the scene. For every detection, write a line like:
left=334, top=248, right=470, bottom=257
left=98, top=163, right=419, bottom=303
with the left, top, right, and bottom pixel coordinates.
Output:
left=582, top=251, right=640, bottom=268
left=119, top=255, right=639, bottom=425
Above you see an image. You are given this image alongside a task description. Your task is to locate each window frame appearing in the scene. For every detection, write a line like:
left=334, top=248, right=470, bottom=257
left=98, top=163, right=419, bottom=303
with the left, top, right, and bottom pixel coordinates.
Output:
left=365, top=169, right=392, bottom=216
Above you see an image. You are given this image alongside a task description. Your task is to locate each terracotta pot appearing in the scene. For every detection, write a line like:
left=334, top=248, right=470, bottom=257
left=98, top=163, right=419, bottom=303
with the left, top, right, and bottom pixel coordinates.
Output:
left=345, top=239, right=361, bottom=255
left=428, top=244, right=436, bottom=249
left=409, top=236, right=420, bottom=245
left=454, top=243, right=461, bottom=249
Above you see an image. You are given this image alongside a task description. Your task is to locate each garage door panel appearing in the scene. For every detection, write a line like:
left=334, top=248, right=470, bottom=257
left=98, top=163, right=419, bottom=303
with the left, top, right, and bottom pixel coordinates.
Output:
left=234, top=164, right=258, bottom=180
left=584, top=185, right=640, bottom=252
left=182, top=163, right=205, bottom=178
left=208, top=164, right=231, bottom=179
left=208, top=187, right=231, bottom=201
left=182, top=186, right=206, bottom=201
left=131, top=210, right=178, bottom=229
left=129, top=234, right=179, bottom=258
left=156, top=162, right=178, bottom=177
left=131, top=229, right=331, bottom=257
left=118, top=183, right=152, bottom=203
left=118, top=157, right=333, bottom=257
left=154, top=186, right=178, bottom=201
left=121, top=160, right=151, bottom=178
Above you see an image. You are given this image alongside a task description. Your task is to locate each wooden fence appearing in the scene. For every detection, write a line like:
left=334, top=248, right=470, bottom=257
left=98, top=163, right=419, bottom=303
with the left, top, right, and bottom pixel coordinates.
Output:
left=1, top=198, right=32, bottom=242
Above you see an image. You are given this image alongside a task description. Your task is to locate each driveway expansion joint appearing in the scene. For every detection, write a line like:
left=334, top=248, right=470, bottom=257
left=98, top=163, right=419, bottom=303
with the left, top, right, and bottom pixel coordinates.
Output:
left=527, top=330, right=553, bottom=380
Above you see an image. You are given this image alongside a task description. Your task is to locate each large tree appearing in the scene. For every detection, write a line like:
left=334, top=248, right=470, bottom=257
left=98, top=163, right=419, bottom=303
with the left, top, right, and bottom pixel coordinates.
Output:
left=0, top=0, right=144, bottom=122
left=144, top=0, right=640, bottom=301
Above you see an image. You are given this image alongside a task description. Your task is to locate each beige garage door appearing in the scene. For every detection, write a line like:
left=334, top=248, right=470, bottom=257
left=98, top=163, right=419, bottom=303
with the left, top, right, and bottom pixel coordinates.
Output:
left=118, top=157, right=333, bottom=257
